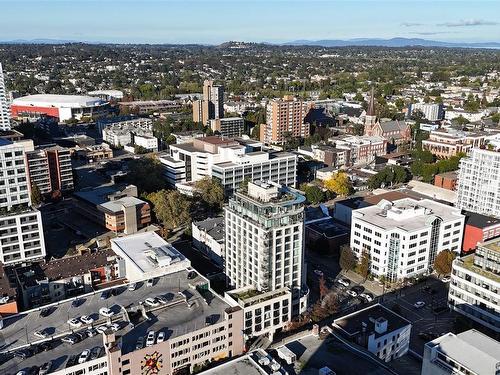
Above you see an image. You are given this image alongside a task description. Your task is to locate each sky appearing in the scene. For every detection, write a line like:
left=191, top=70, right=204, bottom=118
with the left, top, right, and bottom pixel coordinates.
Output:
left=1, top=0, right=499, bottom=44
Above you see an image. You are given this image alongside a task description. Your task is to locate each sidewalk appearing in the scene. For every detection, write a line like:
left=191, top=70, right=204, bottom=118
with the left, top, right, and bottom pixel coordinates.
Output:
left=343, top=270, right=385, bottom=296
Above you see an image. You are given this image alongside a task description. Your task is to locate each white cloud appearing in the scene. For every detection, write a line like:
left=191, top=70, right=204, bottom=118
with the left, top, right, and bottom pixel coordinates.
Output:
left=438, top=19, right=498, bottom=27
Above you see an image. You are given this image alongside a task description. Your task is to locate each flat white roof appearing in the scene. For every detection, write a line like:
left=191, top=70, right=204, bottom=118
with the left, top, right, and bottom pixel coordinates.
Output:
left=12, top=94, right=105, bottom=108
left=111, top=232, right=189, bottom=276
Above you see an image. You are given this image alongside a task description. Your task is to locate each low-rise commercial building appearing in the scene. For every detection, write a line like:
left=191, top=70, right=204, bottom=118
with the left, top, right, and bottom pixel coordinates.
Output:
left=351, top=198, right=465, bottom=281
left=421, top=330, right=500, bottom=375
left=332, top=135, right=387, bottom=166
left=119, top=99, right=182, bottom=114
left=448, top=239, right=499, bottom=333
left=333, top=304, right=411, bottom=362
left=422, top=129, right=485, bottom=158
left=434, top=171, right=458, bottom=191
left=462, top=211, right=500, bottom=254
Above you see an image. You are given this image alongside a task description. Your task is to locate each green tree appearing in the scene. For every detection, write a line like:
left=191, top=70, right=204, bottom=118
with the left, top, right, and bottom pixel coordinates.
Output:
left=357, top=250, right=370, bottom=280
left=339, top=245, right=356, bottom=273
left=193, top=177, right=224, bottom=211
left=30, top=184, right=43, bottom=206
left=324, top=172, right=353, bottom=197
left=304, top=185, right=325, bottom=204
left=434, top=250, right=456, bottom=276
left=250, top=124, right=261, bottom=140
left=147, top=189, right=191, bottom=230
left=126, top=157, right=166, bottom=194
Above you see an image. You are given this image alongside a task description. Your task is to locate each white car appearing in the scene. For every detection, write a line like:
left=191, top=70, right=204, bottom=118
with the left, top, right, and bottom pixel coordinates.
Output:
left=80, top=315, right=94, bottom=325
left=145, top=297, right=160, bottom=307
left=96, top=325, right=108, bottom=334
left=359, top=293, right=374, bottom=302
left=99, top=307, right=114, bottom=317
left=156, top=331, right=166, bottom=343
left=109, top=323, right=120, bottom=332
left=78, top=349, right=90, bottom=364
left=346, top=290, right=358, bottom=297
left=336, top=278, right=350, bottom=287
left=67, top=318, right=82, bottom=328
left=128, top=283, right=137, bottom=291
left=146, top=330, right=155, bottom=347
left=34, top=329, right=48, bottom=339
left=86, top=328, right=97, bottom=337
left=414, top=301, right=426, bottom=308
left=146, top=279, right=154, bottom=287
left=442, top=276, right=451, bottom=283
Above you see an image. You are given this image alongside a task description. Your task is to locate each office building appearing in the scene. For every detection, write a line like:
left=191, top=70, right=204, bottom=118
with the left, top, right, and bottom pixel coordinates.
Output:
left=74, top=184, right=151, bottom=234
left=333, top=135, right=387, bottom=166
left=421, top=330, right=500, bottom=375
left=11, top=94, right=109, bottom=121
left=422, top=129, right=485, bottom=158
left=333, top=304, right=411, bottom=362
left=224, top=181, right=308, bottom=331
left=209, top=117, right=245, bottom=137
left=0, top=63, right=11, bottom=131
left=448, top=239, right=499, bottom=333
left=26, top=145, right=74, bottom=194
left=408, top=103, right=444, bottom=121
left=351, top=198, right=465, bottom=281
left=0, top=139, right=46, bottom=265
left=159, top=136, right=297, bottom=194
left=457, top=146, right=500, bottom=218
left=261, top=96, right=311, bottom=144
left=193, top=80, right=224, bottom=125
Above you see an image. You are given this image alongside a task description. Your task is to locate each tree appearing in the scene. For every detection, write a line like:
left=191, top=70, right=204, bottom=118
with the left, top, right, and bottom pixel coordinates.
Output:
left=147, top=189, right=191, bottom=230
left=193, top=177, right=224, bottom=211
left=339, top=245, right=356, bottom=273
left=324, top=172, right=353, bottom=197
left=126, top=157, right=166, bottom=194
left=357, top=250, right=370, bottom=280
left=304, top=185, right=325, bottom=204
left=30, top=184, right=43, bottom=206
left=434, top=250, right=456, bottom=276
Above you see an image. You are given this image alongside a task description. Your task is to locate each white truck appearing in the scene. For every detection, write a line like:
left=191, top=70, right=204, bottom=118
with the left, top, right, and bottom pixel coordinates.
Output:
left=276, top=346, right=296, bottom=365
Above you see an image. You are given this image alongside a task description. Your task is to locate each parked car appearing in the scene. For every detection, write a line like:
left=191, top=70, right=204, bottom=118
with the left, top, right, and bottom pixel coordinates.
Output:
left=67, top=318, right=82, bottom=328
left=66, top=355, right=78, bottom=368
left=109, top=323, right=120, bottom=332
left=136, top=336, right=145, bottom=350
left=90, top=346, right=104, bottom=360
left=38, top=361, right=52, bottom=375
left=414, top=301, right=426, bottom=308
left=156, top=295, right=168, bottom=304
left=145, top=297, right=160, bottom=307
left=34, top=329, right=48, bottom=339
left=441, top=276, right=451, bottom=283
left=336, top=278, right=350, bottom=287
left=62, top=335, right=78, bottom=345
left=86, top=328, right=98, bottom=337
left=187, top=271, right=197, bottom=279
left=351, top=285, right=364, bottom=294
left=72, top=299, right=83, bottom=308
left=38, top=341, right=53, bottom=352
left=96, top=325, right=108, bottom=334
left=346, top=289, right=358, bottom=297
left=359, top=293, right=374, bottom=302
left=146, top=331, right=155, bottom=347
left=40, top=307, right=54, bottom=318
left=99, top=307, right=114, bottom=317
left=157, top=331, right=166, bottom=343
left=78, top=349, right=90, bottom=364
left=146, top=279, right=154, bottom=287
left=80, top=315, right=94, bottom=325
left=13, top=350, right=31, bottom=360
left=100, top=290, right=110, bottom=300
left=74, top=331, right=87, bottom=341
left=128, top=283, right=137, bottom=291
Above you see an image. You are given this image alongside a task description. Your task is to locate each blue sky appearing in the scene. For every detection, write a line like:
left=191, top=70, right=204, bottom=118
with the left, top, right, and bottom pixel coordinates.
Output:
left=1, top=0, right=499, bottom=44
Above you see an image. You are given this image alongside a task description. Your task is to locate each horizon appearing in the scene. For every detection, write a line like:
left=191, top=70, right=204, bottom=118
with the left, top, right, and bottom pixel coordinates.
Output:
left=1, top=1, right=500, bottom=44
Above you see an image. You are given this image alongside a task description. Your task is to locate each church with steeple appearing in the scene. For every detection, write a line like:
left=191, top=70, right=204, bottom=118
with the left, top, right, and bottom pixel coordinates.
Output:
left=363, top=87, right=411, bottom=145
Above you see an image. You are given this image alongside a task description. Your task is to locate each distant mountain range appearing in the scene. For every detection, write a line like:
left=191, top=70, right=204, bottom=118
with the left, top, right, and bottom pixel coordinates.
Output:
left=284, top=38, right=500, bottom=48
left=0, top=39, right=81, bottom=44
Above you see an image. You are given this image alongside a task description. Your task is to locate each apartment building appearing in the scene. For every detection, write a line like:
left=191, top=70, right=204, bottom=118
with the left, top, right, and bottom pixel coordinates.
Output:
left=224, top=181, right=308, bottom=329
left=421, top=330, right=500, bottom=375
left=457, top=146, right=500, bottom=218
left=0, top=139, right=46, bottom=265
left=261, top=96, right=311, bottom=144
left=119, top=99, right=182, bottom=114
left=351, top=198, right=465, bottom=281
left=0, top=63, right=11, bottom=131
left=209, top=117, right=245, bottom=137
left=192, top=216, right=225, bottom=266
left=159, top=136, right=297, bottom=193
left=408, top=103, right=444, bottom=121
left=102, top=117, right=156, bottom=150
left=333, top=304, right=411, bottom=362
left=193, top=80, right=224, bottom=125
left=448, top=239, right=499, bottom=333
left=26, top=145, right=74, bottom=194
left=422, top=129, right=485, bottom=158
left=334, top=135, right=387, bottom=166
left=96, top=116, right=152, bottom=136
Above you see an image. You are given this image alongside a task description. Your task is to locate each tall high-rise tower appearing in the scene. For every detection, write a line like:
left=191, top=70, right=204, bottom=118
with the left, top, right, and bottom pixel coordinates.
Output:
left=193, top=80, right=224, bottom=125
left=364, top=87, right=377, bottom=136
left=224, top=181, right=308, bottom=314
left=0, top=63, right=12, bottom=131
